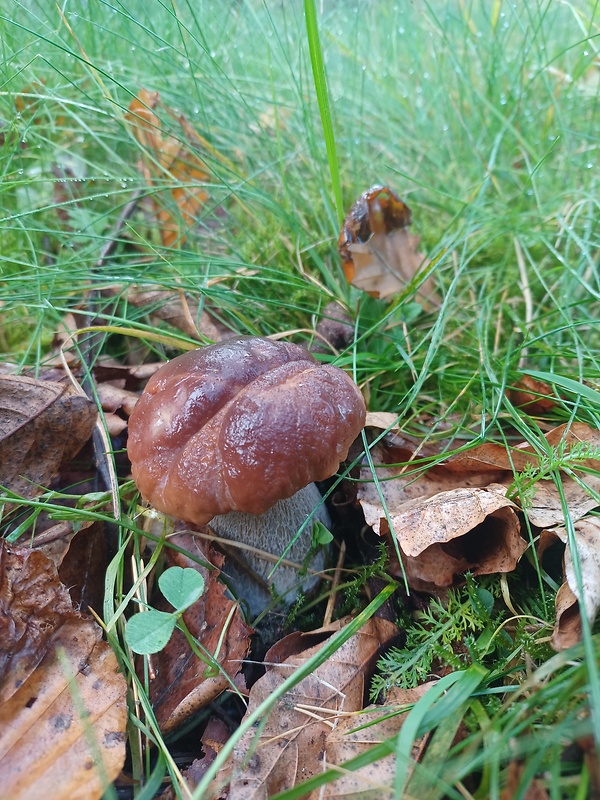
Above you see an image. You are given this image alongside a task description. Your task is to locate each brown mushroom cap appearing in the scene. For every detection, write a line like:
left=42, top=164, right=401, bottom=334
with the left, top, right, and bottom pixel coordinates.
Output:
left=127, top=336, right=366, bottom=525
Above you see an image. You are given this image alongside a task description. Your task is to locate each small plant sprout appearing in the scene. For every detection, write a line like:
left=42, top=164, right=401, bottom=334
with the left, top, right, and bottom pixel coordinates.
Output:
left=125, top=566, right=208, bottom=661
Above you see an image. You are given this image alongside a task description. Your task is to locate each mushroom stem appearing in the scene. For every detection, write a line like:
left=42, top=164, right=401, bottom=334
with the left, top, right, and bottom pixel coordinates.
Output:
left=208, top=482, right=330, bottom=617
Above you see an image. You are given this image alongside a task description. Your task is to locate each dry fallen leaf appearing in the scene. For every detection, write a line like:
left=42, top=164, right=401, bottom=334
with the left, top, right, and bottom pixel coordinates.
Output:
left=359, top=420, right=600, bottom=590
left=0, top=375, right=97, bottom=501
left=13, top=519, right=108, bottom=621
left=164, top=717, right=231, bottom=800
left=126, top=89, right=230, bottom=248
left=500, top=760, right=550, bottom=800
left=358, top=432, right=525, bottom=591
left=225, top=616, right=398, bottom=799
left=338, top=185, right=436, bottom=304
left=317, top=683, right=432, bottom=799
left=378, top=486, right=524, bottom=592
left=0, top=540, right=127, bottom=800
left=447, top=423, right=600, bottom=528
left=102, top=283, right=224, bottom=341
left=516, top=423, right=600, bottom=528
left=544, top=518, right=600, bottom=650
left=507, top=374, right=555, bottom=415
left=149, top=533, right=253, bottom=734
left=96, top=382, right=140, bottom=417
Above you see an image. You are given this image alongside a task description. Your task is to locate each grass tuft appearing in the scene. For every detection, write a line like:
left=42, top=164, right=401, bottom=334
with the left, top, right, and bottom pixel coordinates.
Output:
left=2, top=0, right=600, bottom=796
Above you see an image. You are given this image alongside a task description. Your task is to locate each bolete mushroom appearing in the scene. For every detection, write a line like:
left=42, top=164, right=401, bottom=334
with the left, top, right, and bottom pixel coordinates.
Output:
left=127, top=336, right=366, bottom=614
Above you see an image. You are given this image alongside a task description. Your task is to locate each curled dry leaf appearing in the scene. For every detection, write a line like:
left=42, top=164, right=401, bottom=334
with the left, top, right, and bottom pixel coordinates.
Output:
left=149, top=533, right=253, bottom=734
left=0, top=540, right=127, bottom=800
left=450, top=423, right=600, bottom=529
left=552, top=582, right=582, bottom=652
left=360, top=420, right=600, bottom=590
left=358, top=429, right=526, bottom=590
left=545, top=518, right=600, bottom=651
left=374, top=486, right=524, bottom=592
left=56, top=521, right=109, bottom=616
left=507, top=374, right=555, bottom=415
left=223, top=616, right=398, bottom=800
left=0, top=375, right=97, bottom=501
left=338, top=185, right=436, bottom=304
left=18, top=519, right=108, bottom=619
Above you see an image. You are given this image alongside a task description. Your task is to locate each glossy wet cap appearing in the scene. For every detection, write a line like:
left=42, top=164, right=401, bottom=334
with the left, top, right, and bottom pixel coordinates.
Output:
left=127, top=336, right=366, bottom=525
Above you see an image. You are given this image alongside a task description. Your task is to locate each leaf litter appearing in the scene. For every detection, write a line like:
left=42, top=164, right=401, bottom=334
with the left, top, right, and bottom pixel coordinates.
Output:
left=539, top=517, right=600, bottom=651
left=0, top=540, right=127, bottom=800
left=0, top=375, right=97, bottom=502
left=125, top=88, right=232, bottom=248
left=3, top=170, right=600, bottom=799
left=221, top=616, right=398, bottom=800
left=148, top=533, right=253, bottom=734
left=338, top=185, right=437, bottom=305
left=359, top=418, right=600, bottom=597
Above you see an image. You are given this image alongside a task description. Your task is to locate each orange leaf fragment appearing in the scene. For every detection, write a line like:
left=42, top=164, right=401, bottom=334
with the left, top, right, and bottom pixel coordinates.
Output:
left=126, top=88, right=227, bottom=247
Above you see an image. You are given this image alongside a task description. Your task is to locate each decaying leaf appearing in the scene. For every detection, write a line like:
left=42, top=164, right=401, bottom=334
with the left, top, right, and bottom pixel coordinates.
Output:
left=552, top=582, right=582, bottom=651
left=358, top=429, right=525, bottom=590
left=225, top=616, right=398, bottom=799
left=338, top=185, right=436, bottom=303
left=375, top=486, right=524, bottom=592
left=149, top=533, right=253, bottom=734
left=56, top=522, right=109, bottom=616
left=96, top=382, right=140, bottom=417
left=507, top=374, right=555, bottom=415
left=126, top=88, right=230, bottom=247
left=517, top=423, right=600, bottom=528
left=500, top=760, right=550, bottom=800
left=173, top=718, right=231, bottom=800
left=102, top=283, right=224, bottom=341
left=318, top=683, right=432, bottom=799
left=16, top=519, right=108, bottom=619
left=93, top=359, right=165, bottom=387
left=359, top=420, right=600, bottom=590
left=524, top=479, right=600, bottom=529
left=544, top=518, right=600, bottom=651
left=0, top=375, right=97, bottom=501
left=0, top=540, right=127, bottom=799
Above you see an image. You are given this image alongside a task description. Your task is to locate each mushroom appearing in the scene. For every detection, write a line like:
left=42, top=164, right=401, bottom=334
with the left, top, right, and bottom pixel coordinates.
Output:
left=127, top=336, right=366, bottom=614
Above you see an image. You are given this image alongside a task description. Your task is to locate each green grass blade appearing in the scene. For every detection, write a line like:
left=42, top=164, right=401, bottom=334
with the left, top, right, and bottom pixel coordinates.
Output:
left=304, top=0, right=344, bottom=224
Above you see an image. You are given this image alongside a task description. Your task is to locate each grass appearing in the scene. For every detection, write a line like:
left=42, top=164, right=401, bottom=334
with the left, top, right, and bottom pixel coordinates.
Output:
left=1, top=0, right=600, bottom=796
